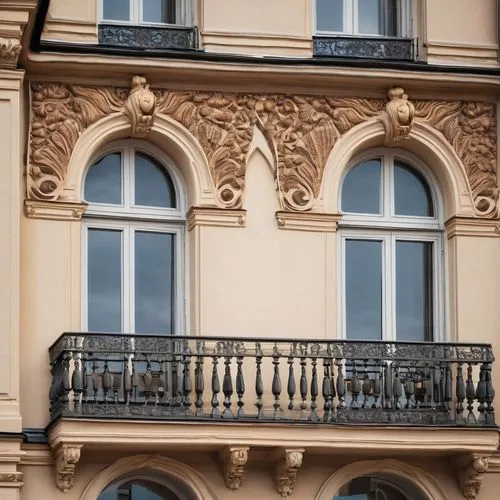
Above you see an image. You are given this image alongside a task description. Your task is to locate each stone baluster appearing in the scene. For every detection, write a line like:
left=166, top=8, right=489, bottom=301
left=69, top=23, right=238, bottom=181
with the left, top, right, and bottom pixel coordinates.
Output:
left=287, top=356, right=296, bottom=412
left=195, top=355, right=204, bottom=417
left=384, top=362, right=392, bottom=409
left=236, top=356, right=245, bottom=418
left=222, top=356, right=234, bottom=419
left=71, top=357, right=84, bottom=414
left=361, top=360, right=371, bottom=409
left=183, top=352, right=193, bottom=416
left=211, top=356, right=221, bottom=418
left=466, top=363, right=476, bottom=423
left=456, top=363, right=465, bottom=423
left=299, top=358, right=308, bottom=420
left=310, top=357, right=319, bottom=421
left=272, top=352, right=282, bottom=420
left=322, top=357, right=333, bottom=422
left=484, top=363, right=495, bottom=424
left=350, top=362, right=361, bottom=409
left=393, top=364, right=402, bottom=410
left=255, top=353, right=264, bottom=419
left=336, top=360, right=345, bottom=409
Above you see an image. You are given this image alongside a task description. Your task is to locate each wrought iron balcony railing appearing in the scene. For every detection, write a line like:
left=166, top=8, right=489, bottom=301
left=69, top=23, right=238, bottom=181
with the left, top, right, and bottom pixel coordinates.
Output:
left=313, top=35, right=415, bottom=61
left=49, top=334, right=495, bottom=427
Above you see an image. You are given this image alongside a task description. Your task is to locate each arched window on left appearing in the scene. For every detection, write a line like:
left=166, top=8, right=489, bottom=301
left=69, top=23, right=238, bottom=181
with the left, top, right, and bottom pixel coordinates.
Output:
left=83, top=142, right=185, bottom=335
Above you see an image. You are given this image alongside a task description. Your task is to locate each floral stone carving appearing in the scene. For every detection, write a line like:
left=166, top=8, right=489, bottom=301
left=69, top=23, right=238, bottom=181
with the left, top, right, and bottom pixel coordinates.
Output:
left=455, top=455, right=489, bottom=499
left=28, top=82, right=498, bottom=216
left=219, top=446, right=249, bottom=490
left=275, top=448, right=304, bottom=496
left=55, top=444, right=82, bottom=493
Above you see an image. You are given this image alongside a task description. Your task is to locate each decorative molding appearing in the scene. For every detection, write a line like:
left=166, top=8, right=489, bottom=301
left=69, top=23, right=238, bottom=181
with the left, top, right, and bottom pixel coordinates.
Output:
left=124, top=76, right=156, bottom=137
left=28, top=82, right=498, bottom=217
left=445, top=216, right=500, bottom=238
left=218, top=446, right=248, bottom=491
left=313, top=36, right=414, bottom=61
left=415, top=100, right=497, bottom=217
left=275, top=449, right=304, bottom=497
left=275, top=211, right=341, bottom=232
left=455, top=454, right=490, bottom=500
left=98, top=24, right=197, bottom=50
left=0, top=37, right=22, bottom=68
left=54, top=444, right=82, bottom=493
left=24, top=200, right=87, bottom=221
left=383, top=87, right=415, bottom=144
left=0, top=472, right=23, bottom=488
left=187, top=206, right=246, bottom=230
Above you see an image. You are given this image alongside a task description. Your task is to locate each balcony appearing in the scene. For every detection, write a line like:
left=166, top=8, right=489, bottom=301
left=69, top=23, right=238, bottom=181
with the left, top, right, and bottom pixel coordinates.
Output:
left=313, top=36, right=415, bottom=61
left=49, top=333, right=495, bottom=427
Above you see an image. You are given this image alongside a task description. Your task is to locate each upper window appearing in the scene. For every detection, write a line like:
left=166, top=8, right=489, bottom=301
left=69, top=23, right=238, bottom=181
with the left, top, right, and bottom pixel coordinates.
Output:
left=339, top=151, right=443, bottom=343
left=101, top=0, right=190, bottom=26
left=83, top=142, right=185, bottom=335
left=98, top=479, right=182, bottom=500
left=316, top=0, right=411, bottom=36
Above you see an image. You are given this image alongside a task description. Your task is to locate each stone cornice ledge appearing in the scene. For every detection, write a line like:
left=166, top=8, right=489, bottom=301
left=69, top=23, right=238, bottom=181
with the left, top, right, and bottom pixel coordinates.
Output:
left=187, top=206, right=246, bottom=230
left=24, top=200, right=87, bottom=221
left=445, top=216, right=500, bottom=238
left=276, top=212, right=342, bottom=232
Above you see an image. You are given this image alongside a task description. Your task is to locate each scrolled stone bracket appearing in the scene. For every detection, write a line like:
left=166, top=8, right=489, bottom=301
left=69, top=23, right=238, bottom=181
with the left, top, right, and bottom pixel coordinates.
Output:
left=454, top=454, right=490, bottom=499
left=275, top=448, right=304, bottom=497
left=218, top=446, right=249, bottom=491
left=54, top=444, right=83, bottom=493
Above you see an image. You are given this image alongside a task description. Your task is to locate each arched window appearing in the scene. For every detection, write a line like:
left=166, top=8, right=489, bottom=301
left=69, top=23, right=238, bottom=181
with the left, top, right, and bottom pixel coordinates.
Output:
left=98, top=478, right=182, bottom=500
left=339, top=150, right=443, bottom=342
left=334, top=474, right=428, bottom=499
left=83, top=141, right=185, bottom=334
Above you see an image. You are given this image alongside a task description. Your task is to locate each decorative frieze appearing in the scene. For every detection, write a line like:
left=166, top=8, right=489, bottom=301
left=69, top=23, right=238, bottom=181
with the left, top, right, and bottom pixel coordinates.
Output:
left=218, top=446, right=248, bottom=490
left=0, top=471, right=23, bottom=487
left=275, top=449, right=304, bottom=497
left=28, top=81, right=498, bottom=217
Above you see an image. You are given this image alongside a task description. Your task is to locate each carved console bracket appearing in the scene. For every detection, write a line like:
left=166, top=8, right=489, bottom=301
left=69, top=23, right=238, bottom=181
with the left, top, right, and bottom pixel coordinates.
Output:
left=275, top=448, right=304, bottom=497
left=454, top=454, right=490, bottom=499
left=28, top=81, right=498, bottom=217
left=219, top=446, right=249, bottom=490
left=54, top=444, right=82, bottom=493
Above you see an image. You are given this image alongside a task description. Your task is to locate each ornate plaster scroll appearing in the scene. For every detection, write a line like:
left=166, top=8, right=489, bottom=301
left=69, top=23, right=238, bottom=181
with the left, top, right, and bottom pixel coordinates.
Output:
left=258, top=96, right=384, bottom=211
left=455, top=455, right=489, bottom=499
left=218, top=446, right=249, bottom=490
left=124, top=76, right=157, bottom=137
left=383, top=86, right=415, bottom=143
left=55, top=444, right=82, bottom=493
left=415, top=100, right=497, bottom=217
left=29, top=83, right=126, bottom=201
left=0, top=37, right=22, bottom=68
left=275, top=448, right=304, bottom=497
left=156, top=92, right=255, bottom=209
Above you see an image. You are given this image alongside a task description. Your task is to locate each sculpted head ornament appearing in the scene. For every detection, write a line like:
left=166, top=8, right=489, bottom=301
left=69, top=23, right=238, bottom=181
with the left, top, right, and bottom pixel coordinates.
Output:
left=384, top=86, right=415, bottom=144
left=124, top=76, right=156, bottom=137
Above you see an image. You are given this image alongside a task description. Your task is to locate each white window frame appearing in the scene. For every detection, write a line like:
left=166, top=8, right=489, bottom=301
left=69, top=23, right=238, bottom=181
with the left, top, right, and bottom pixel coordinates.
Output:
left=314, top=0, right=412, bottom=38
left=100, top=0, right=192, bottom=27
left=337, top=149, right=445, bottom=343
left=82, top=140, right=187, bottom=335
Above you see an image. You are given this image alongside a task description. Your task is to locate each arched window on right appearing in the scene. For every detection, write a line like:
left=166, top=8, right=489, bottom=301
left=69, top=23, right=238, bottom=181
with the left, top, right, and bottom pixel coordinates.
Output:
left=339, top=151, right=444, bottom=343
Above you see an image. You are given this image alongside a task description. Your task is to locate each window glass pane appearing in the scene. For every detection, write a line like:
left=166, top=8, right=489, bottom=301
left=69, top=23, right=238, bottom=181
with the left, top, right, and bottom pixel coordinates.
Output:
left=85, top=152, right=122, bottom=205
left=143, top=0, right=175, bottom=23
left=102, top=0, right=130, bottom=21
left=98, top=480, right=181, bottom=500
left=135, top=232, right=174, bottom=334
left=358, top=0, right=383, bottom=34
left=346, top=239, right=383, bottom=340
left=316, top=0, right=344, bottom=32
left=394, top=162, right=433, bottom=217
left=134, top=153, right=176, bottom=208
left=396, top=241, right=433, bottom=341
left=88, top=229, right=122, bottom=332
left=342, top=159, right=381, bottom=214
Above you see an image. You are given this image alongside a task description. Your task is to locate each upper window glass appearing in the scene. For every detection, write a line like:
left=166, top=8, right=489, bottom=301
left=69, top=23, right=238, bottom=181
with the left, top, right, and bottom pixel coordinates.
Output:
left=316, top=0, right=408, bottom=36
left=98, top=479, right=181, bottom=500
left=101, top=0, right=187, bottom=25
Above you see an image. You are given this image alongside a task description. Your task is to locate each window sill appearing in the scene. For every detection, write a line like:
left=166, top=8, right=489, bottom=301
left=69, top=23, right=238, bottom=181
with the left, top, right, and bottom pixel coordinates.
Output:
left=98, top=24, right=198, bottom=50
left=313, top=35, right=415, bottom=61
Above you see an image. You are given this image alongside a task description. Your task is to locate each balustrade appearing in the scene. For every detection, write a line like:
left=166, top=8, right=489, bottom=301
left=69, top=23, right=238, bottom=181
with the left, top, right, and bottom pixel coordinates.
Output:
left=49, top=334, right=495, bottom=427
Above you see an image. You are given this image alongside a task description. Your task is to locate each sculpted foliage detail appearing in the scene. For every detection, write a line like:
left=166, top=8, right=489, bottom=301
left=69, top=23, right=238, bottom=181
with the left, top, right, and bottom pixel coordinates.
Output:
left=28, top=81, right=498, bottom=216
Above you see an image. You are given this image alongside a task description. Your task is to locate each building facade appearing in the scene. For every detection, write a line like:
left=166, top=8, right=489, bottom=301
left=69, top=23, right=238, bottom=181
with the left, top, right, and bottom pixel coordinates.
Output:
left=0, top=0, right=499, bottom=498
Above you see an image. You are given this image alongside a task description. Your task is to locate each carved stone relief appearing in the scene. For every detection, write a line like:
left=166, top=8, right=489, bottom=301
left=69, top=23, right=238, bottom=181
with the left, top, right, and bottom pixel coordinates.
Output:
left=28, top=80, right=498, bottom=217
left=218, top=446, right=248, bottom=490
left=54, top=444, right=82, bottom=493
left=0, top=37, right=22, bottom=68
left=455, top=454, right=490, bottom=499
left=275, top=448, right=304, bottom=496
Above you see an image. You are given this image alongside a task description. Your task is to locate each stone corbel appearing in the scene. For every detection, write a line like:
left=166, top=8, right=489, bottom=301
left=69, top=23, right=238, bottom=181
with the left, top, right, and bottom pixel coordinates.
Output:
left=454, top=454, right=490, bottom=499
left=54, top=444, right=82, bottom=493
left=275, top=448, right=304, bottom=497
left=124, top=75, right=156, bottom=137
left=219, top=446, right=249, bottom=491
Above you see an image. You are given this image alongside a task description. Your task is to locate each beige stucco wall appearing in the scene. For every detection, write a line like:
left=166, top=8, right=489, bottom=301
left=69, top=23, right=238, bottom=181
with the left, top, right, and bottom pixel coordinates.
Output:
left=425, top=0, right=499, bottom=65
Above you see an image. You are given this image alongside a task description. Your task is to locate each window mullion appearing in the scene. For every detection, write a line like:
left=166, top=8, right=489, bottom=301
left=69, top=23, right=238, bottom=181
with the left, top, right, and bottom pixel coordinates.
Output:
left=134, top=0, right=140, bottom=24
left=350, top=0, right=357, bottom=34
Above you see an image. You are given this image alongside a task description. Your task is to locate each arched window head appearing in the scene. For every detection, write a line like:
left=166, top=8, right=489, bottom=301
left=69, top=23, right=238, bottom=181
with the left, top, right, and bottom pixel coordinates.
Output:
left=98, top=478, right=182, bottom=500
left=339, top=150, right=444, bottom=343
left=82, top=141, right=185, bottom=335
